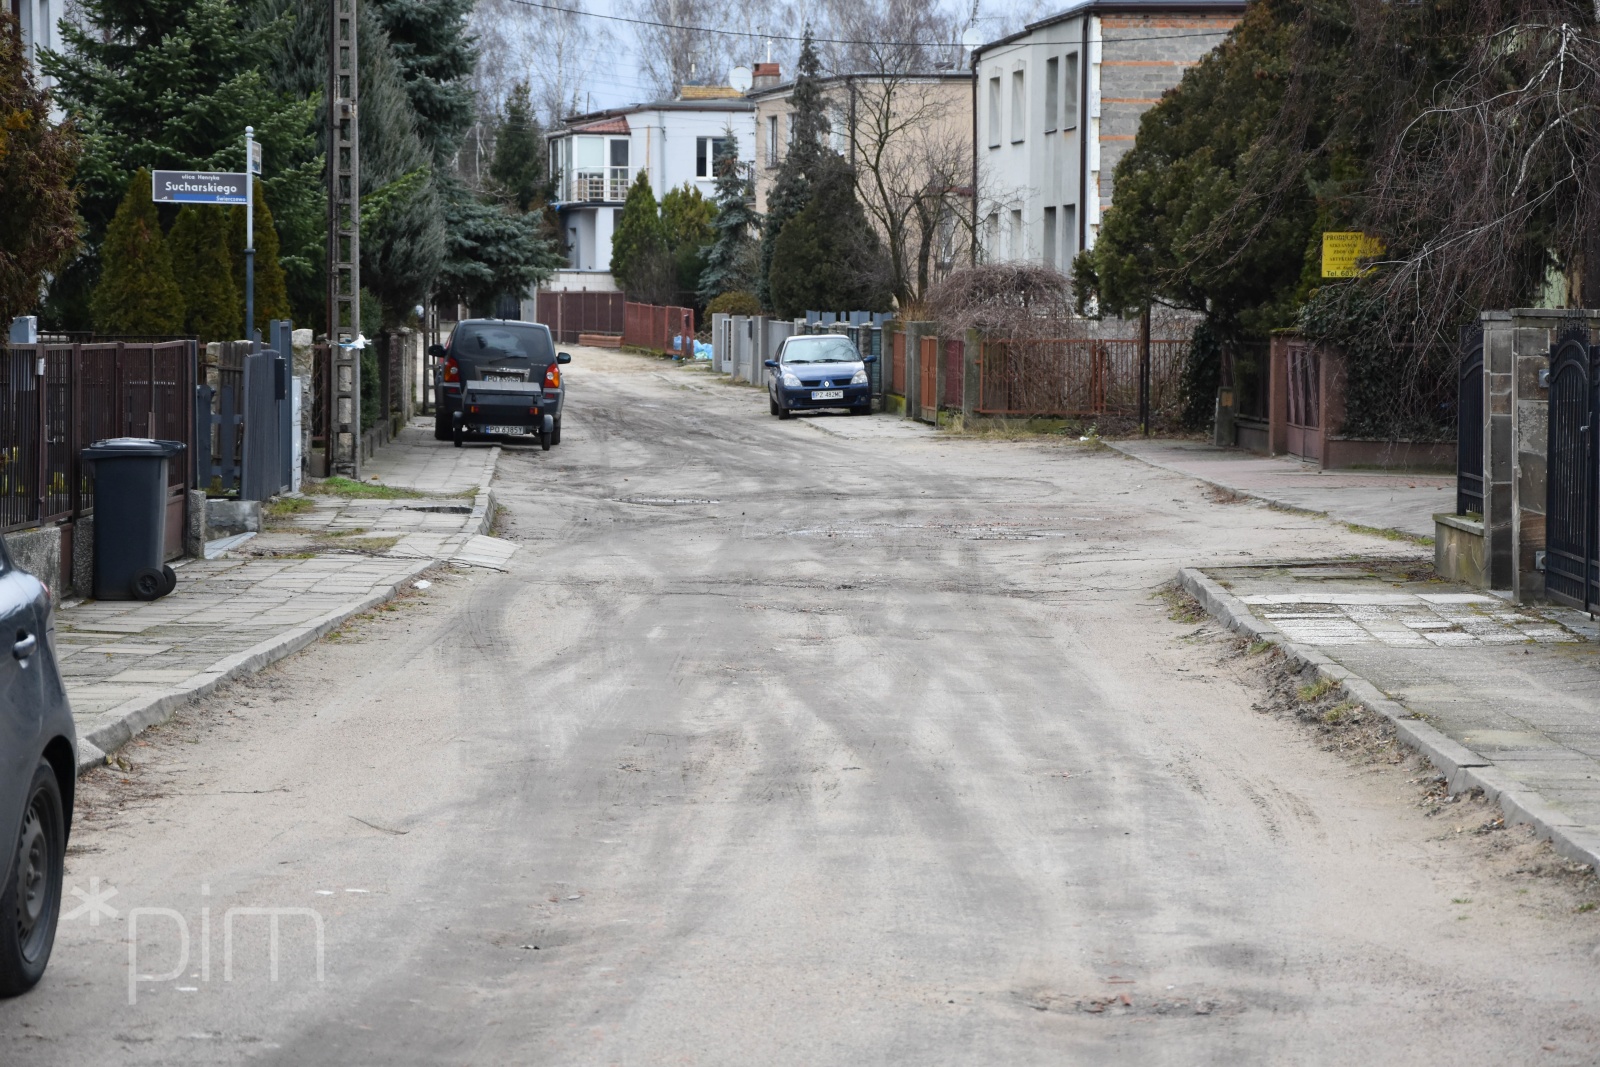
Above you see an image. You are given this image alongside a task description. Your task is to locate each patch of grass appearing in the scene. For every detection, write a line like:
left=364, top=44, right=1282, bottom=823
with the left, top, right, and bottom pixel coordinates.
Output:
left=311, top=535, right=400, bottom=555
left=327, top=527, right=369, bottom=537
left=265, top=496, right=315, bottom=520
left=304, top=476, right=424, bottom=500
left=1577, top=901, right=1597, bottom=913
left=1322, top=700, right=1360, bottom=723
left=1297, top=676, right=1338, bottom=703
left=1158, top=585, right=1206, bottom=624
left=1344, top=521, right=1434, bottom=547
left=1246, top=639, right=1276, bottom=656
left=1451, top=897, right=1471, bottom=904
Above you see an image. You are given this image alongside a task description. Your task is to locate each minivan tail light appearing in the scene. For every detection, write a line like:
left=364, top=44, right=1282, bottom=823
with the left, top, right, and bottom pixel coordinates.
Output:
left=544, top=362, right=561, bottom=389
left=443, top=356, right=460, bottom=383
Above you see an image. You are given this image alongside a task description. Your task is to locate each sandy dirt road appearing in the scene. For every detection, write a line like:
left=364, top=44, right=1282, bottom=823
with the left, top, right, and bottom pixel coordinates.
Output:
left=3, top=349, right=1598, bottom=1065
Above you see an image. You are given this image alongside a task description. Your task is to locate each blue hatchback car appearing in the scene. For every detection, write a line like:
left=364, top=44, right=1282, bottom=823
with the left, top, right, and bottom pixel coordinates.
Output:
left=0, top=540, right=75, bottom=996
left=765, top=335, right=877, bottom=419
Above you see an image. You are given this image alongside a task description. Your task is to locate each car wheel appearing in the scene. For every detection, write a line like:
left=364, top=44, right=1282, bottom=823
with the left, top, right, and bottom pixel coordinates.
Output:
left=161, top=565, right=178, bottom=596
left=850, top=404, right=871, bottom=416
left=0, top=761, right=66, bottom=997
left=453, top=417, right=464, bottom=449
left=540, top=428, right=552, bottom=451
left=551, top=418, right=562, bottom=446
left=769, top=395, right=780, bottom=416
left=131, top=567, right=164, bottom=601
left=777, top=403, right=792, bottom=420
left=433, top=409, right=451, bottom=441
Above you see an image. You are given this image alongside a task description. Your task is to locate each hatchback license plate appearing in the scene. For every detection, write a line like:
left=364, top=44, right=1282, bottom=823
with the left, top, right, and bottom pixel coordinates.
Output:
left=486, top=425, right=527, bottom=435
left=811, top=390, right=844, bottom=400
left=484, top=372, right=524, bottom=382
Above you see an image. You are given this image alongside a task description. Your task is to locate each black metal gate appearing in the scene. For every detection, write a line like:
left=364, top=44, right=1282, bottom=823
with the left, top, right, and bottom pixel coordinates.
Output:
left=1457, top=324, right=1484, bottom=516
left=1544, top=327, right=1598, bottom=609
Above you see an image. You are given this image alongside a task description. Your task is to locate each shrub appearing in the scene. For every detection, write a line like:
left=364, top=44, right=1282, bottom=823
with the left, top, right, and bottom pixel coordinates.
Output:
left=706, top=290, right=762, bottom=317
left=91, top=169, right=185, bottom=334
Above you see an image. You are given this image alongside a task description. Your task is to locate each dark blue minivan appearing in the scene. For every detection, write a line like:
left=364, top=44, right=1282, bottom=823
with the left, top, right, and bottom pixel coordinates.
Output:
left=765, top=334, right=877, bottom=419
left=0, top=541, right=75, bottom=996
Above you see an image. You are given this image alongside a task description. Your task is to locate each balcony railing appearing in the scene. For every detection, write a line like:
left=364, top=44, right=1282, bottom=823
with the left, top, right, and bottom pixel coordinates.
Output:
left=566, top=168, right=631, bottom=202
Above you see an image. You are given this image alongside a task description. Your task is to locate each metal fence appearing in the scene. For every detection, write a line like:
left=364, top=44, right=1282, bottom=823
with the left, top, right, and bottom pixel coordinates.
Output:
left=623, top=301, right=695, bottom=355
left=977, top=337, right=1188, bottom=419
left=535, top=291, right=626, bottom=343
left=1, top=340, right=195, bottom=533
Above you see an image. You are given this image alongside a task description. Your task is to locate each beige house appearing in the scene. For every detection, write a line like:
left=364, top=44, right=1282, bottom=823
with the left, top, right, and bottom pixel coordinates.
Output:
left=749, top=69, right=975, bottom=302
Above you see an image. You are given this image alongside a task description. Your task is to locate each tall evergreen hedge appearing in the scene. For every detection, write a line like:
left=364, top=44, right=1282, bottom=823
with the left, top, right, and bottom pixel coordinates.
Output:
left=91, top=170, right=185, bottom=335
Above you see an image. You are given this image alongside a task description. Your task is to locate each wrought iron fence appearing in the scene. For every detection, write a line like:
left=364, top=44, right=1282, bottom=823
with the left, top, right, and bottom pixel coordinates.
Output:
left=1, top=341, right=196, bottom=533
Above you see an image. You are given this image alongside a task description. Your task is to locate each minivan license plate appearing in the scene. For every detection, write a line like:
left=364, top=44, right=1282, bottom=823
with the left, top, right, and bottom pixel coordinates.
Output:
left=811, top=390, right=844, bottom=400
left=486, top=425, right=526, bottom=435
left=485, top=372, right=523, bottom=382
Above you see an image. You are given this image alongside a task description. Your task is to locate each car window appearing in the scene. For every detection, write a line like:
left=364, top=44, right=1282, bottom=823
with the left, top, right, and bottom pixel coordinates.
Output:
left=781, top=337, right=860, bottom=363
left=452, top=324, right=553, bottom=362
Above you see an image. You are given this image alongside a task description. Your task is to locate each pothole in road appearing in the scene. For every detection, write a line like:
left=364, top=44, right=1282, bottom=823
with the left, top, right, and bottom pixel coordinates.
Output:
left=619, top=496, right=721, bottom=506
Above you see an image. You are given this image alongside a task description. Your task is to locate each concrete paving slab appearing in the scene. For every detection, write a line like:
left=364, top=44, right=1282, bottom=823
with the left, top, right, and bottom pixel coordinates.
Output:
left=1111, top=438, right=1449, bottom=538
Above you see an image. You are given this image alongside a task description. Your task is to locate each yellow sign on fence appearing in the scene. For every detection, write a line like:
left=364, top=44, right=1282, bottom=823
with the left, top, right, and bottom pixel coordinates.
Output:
left=1321, top=232, right=1386, bottom=278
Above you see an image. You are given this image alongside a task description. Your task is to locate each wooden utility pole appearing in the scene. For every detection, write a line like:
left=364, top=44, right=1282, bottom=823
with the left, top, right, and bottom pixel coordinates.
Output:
left=328, top=0, right=361, bottom=475
left=1138, top=304, right=1151, bottom=436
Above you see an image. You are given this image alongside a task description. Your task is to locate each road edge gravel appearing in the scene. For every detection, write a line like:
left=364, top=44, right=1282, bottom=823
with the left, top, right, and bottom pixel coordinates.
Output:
left=1177, top=565, right=1600, bottom=873
left=75, top=481, right=500, bottom=776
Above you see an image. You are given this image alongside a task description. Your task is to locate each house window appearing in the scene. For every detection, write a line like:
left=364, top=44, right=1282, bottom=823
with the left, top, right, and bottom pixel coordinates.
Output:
left=610, top=139, right=629, bottom=167
left=766, top=115, right=779, bottom=165
left=1063, top=205, right=1078, bottom=262
left=697, top=136, right=727, bottom=179
left=1010, top=69, right=1025, bottom=143
left=987, top=76, right=1001, bottom=148
left=1010, top=209, right=1023, bottom=258
left=1044, top=57, right=1059, bottom=133
left=984, top=212, right=999, bottom=258
left=1063, top=52, right=1080, bottom=130
left=1042, top=206, right=1056, bottom=269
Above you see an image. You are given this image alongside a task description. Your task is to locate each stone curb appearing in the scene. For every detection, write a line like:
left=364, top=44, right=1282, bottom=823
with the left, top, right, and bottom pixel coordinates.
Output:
left=77, top=559, right=434, bottom=776
left=77, top=442, right=502, bottom=777
left=1177, top=565, right=1600, bottom=873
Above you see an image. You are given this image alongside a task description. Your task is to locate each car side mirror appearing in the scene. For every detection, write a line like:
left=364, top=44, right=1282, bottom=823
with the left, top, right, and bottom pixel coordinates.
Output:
left=428, top=344, right=446, bottom=358
left=763, top=359, right=778, bottom=368
left=862, top=355, right=878, bottom=364
left=556, top=352, right=572, bottom=364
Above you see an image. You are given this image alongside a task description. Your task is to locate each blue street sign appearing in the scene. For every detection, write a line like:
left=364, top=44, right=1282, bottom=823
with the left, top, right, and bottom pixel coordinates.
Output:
left=151, top=170, right=249, bottom=204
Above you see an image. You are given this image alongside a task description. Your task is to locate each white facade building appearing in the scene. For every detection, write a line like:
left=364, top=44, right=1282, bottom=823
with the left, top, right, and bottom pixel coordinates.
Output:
left=13, top=0, right=62, bottom=87
left=546, top=94, right=756, bottom=289
left=972, top=0, right=1244, bottom=270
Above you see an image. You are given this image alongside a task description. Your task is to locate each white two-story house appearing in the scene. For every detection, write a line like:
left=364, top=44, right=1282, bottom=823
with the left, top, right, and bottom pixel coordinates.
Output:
left=545, top=90, right=757, bottom=291
left=13, top=0, right=62, bottom=87
left=972, top=0, right=1245, bottom=270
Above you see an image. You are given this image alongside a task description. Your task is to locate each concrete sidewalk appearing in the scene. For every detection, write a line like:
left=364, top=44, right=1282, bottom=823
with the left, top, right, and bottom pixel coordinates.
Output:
left=1182, top=559, right=1600, bottom=871
left=57, top=418, right=511, bottom=772
left=1110, top=439, right=1452, bottom=539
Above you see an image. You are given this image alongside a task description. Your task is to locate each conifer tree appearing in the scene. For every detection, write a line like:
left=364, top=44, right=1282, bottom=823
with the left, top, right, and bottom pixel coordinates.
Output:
left=699, top=130, right=759, bottom=304
left=758, top=30, right=828, bottom=308
left=168, top=205, right=240, bottom=342
left=768, top=156, right=892, bottom=319
left=91, top=170, right=185, bottom=335
left=610, top=173, right=667, bottom=294
left=490, top=84, right=547, bottom=213
left=227, top=179, right=292, bottom=334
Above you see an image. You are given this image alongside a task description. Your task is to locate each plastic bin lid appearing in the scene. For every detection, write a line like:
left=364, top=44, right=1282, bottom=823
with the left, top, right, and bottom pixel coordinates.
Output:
left=82, top=438, right=187, bottom=459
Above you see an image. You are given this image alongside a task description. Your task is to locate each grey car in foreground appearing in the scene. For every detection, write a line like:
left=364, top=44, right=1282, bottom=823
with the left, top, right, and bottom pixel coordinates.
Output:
left=431, top=319, right=568, bottom=448
left=765, top=334, right=877, bottom=419
left=0, top=540, right=75, bottom=996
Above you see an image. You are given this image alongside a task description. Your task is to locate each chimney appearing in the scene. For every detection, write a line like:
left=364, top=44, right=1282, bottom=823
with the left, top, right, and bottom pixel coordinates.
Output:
left=753, top=63, right=781, bottom=90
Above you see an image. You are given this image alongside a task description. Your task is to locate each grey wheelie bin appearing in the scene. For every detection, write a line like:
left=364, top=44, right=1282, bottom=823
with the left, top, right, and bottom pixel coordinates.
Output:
left=82, top=438, right=186, bottom=601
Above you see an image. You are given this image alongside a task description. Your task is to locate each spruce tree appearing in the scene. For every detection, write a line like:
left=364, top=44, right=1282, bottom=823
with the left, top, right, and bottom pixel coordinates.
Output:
left=367, top=0, right=478, bottom=164
left=490, top=83, right=547, bottom=213
left=757, top=30, right=828, bottom=309
left=228, top=180, right=292, bottom=334
left=0, top=12, right=80, bottom=325
left=168, top=205, right=240, bottom=342
left=610, top=173, right=667, bottom=294
left=699, top=130, right=759, bottom=304
left=434, top=176, right=558, bottom=312
left=91, top=170, right=185, bottom=335
left=768, top=156, right=892, bottom=319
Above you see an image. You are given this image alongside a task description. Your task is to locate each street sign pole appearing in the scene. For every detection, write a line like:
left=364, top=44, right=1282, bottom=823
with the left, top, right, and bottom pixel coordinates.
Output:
left=245, top=126, right=256, bottom=346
